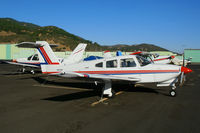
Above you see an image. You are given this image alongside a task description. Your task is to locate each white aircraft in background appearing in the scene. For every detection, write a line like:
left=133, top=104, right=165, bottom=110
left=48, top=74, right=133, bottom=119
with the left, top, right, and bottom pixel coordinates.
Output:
left=130, top=51, right=175, bottom=64
left=6, top=43, right=87, bottom=74
left=5, top=53, right=40, bottom=74
left=171, top=56, right=192, bottom=66
left=18, top=41, right=192, bottom=97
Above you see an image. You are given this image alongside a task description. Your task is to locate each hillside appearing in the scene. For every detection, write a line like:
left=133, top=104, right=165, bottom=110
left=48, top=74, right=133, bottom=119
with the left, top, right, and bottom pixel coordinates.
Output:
left=0, top=18, right=102, bottom=51
left=102, top=43, right=168, bottom=52
left=0, top=18, right=169, bottom=52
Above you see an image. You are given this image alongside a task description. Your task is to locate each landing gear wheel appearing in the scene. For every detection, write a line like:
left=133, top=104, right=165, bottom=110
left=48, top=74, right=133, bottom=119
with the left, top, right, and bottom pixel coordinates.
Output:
left=107, top=93, right=113, bottom=98
left=105, top=91, right=115, bottom=98
left=30, top=70, right=35, bottom=75
left=170, top=90, right=176, bottom=97
left=21, top=68, right=25, bottom=73
left=103, top=90, right=115, bottom=98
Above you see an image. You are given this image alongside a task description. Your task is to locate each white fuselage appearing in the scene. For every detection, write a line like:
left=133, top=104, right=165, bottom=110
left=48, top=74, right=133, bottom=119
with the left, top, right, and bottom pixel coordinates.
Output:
left=57, top=55, right=181, bottom=85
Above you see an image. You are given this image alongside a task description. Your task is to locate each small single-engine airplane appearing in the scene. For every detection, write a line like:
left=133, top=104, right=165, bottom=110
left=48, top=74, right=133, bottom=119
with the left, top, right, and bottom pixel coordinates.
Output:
left=7, top=53, right=40, bottom=74
left=130, top=51, right=175, bottom=64
left=6, top=43, right=87, bottom=74
left=18, top=41, right=192, bottom=97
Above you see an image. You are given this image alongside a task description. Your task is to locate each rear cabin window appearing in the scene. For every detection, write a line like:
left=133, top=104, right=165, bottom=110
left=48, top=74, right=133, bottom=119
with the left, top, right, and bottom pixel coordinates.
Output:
left=120, top=58, right=136, bottom=67
left=106, top=60, right=117, bottom=68
left=95, top=62, right=103, bottom=67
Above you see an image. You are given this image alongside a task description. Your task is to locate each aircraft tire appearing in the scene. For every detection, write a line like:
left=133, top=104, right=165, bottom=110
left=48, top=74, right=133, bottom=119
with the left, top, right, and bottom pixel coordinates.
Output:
left=31, top=70, right=35, bottom=75
left=170, top=90, right=176, bottom=97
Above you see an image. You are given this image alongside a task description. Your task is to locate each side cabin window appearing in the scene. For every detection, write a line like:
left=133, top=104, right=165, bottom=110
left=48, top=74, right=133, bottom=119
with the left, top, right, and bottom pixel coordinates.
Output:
left=106, top=60, right=117, bottom=68
left=120, top=58, right=136, bottom=67
left=32, top=54, right=39, bottom=61
left=27, top=55, right=33, bottom=60
left=95, top=62, right=103, bottom=67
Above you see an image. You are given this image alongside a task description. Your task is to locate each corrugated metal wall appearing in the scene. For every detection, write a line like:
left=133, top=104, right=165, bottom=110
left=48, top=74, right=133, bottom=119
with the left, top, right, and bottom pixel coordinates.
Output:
left=184, top=49, right=200, bottom=63
left=0, top=44, right=6, bottom=59
left=0, top=44, right=36, bottom=60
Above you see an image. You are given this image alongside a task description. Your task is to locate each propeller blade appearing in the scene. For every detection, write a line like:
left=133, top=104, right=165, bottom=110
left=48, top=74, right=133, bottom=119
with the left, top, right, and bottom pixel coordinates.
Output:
left=183, top=52, right=185, bottom=66
left=180, top=66, right=192, bottom=86
left=180, top=72, right=184, bottom=86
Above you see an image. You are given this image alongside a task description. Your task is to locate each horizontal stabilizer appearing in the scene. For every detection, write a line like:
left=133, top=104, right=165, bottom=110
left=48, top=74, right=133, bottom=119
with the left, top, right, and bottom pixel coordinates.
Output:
left=17, top=42, right=58, bottom=48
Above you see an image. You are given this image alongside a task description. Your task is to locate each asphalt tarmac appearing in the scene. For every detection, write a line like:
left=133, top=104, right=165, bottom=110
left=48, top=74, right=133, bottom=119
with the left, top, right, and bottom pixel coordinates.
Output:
left=0, top=63, right=199, bottom=133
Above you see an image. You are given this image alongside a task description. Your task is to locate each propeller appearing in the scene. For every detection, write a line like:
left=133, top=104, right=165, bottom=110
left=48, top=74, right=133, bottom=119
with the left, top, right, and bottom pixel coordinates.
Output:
left=180, top=52, right=192, bottom=86
left=180, top=52, right=185, bottom=86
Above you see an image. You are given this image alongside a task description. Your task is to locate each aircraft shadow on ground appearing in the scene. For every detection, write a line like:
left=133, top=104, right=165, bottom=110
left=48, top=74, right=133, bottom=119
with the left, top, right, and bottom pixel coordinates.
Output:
left=42, top=85, right=167, bottom=102
left=42, top=91, right=99, bottom=102
left=1, top=72, right=29, bottom=76
left=32, top=76, right=104, bottom=90
left=112, top=83, right=167, bottom=96
left=34, top=76, right=168, bottom=102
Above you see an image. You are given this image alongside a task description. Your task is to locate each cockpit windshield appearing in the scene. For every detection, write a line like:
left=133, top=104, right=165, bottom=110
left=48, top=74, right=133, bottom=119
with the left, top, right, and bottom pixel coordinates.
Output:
left=136, top=55, right=151, bottom=66
left=140, top=54, right=153, bottom=62
left=32, top=54, right=39, bottom=61
left=27, top=54, right=39, bottom=61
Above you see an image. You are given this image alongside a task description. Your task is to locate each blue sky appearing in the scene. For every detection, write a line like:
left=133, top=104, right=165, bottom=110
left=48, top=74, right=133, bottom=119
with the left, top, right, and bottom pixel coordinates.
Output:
left=0, top=0, right=200, bottom=52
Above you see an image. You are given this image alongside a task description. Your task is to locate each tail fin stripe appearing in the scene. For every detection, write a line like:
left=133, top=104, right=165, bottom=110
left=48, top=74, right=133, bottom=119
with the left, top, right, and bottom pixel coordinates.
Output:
left=38, top=47, right=59, bottom=65
left=40, top=47, right=59, bottom=64
left=39, top=47, right=52, bottom=64
left=73, top=48, right=83, bottom=55
left=37, top=48, right=48, bottom=64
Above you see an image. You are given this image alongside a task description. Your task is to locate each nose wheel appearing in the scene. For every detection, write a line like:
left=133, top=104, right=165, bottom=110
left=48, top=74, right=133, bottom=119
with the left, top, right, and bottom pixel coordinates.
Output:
left=169, top=90, right=176, bottom=97
left=169, top=85, right=177, bottom=97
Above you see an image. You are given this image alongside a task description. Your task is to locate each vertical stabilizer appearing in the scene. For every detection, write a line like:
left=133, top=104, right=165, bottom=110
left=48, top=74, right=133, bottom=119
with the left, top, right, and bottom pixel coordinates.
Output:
left=67, top=43, right=87, bottom=63
left=36, top=41, right=59, bottom=65
left=36, top=41, right=61, bottom=74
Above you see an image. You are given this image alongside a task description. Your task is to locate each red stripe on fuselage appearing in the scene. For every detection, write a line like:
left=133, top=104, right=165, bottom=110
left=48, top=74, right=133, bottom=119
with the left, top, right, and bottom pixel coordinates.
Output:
left=75, top=70, right=179, bottom=74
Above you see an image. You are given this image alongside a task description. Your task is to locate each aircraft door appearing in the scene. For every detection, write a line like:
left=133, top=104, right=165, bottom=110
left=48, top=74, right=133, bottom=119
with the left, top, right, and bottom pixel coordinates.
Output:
left=119, top=58, right=140, bottom=79
left=136, top=56, right=155, bottom=83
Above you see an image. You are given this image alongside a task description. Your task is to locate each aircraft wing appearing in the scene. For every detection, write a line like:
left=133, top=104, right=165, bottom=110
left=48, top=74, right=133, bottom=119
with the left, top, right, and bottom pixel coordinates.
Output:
left=16, top=42, right=43, bottom=48
left=51, top=72, right=141, bottom=82
left=4, top=61, right=39, bottom=68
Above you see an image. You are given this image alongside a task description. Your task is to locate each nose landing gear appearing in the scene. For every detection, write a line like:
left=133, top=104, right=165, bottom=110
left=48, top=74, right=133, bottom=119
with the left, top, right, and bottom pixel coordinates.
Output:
left=169, top=85, right=176, bottom=97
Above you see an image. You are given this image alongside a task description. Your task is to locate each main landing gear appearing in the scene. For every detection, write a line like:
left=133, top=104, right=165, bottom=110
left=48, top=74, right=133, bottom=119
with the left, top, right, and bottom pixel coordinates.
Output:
left=169, top=85, right=176, bottom=97
left=102, top=79, right=114, bottom=98
left=30, top=70, right=35, bottom=75
left=20, top=68, right=26, bottom=73
left=19, top=68, right=35, bottom=74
